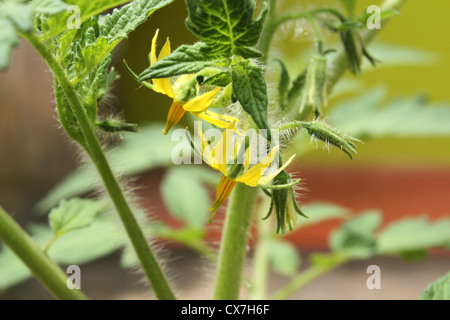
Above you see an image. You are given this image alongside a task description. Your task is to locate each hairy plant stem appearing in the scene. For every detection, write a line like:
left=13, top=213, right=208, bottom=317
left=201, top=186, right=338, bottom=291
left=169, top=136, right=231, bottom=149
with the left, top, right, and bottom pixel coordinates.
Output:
left=253, top=0, right=408, bottom=300
left=24, top=33, right=175, bottom=300
left=0, top=205, right=87, bottom=300
left=213, top=183, right=259, bottom=300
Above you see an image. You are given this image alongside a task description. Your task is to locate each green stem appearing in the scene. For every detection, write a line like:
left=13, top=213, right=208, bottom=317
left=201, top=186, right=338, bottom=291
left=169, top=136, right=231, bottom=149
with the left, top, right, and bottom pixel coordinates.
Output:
left=43, top=234, right=59, bottom=255
left=307, top=17, right=324, bottom=55
left=24, top=33, right=175, bottom=300
left=258, top=8, right=343, bottom=64
left=271, top=256, right=348, bottom=300
left=249, top=196, right=271, bottom=300
left=0, top=206, right=87, bottom=300
left=327, top=0, right=407, bottom=91
left=213, top=183, right=259, bottom=300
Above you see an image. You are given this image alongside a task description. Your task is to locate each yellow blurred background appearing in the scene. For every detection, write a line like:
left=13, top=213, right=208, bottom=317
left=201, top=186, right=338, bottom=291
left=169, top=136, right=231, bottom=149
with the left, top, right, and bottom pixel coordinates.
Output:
left=116, top=0, right=450, bottom=167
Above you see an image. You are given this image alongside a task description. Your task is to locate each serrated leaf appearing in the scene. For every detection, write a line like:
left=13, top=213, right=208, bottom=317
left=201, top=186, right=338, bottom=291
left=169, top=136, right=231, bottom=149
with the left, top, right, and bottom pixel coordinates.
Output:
left=377, top=217, right=450, bottom=255
left=0, top=1, right=34, bottom=32
left=275, top=59, right=290, bottom=110
left=185, top=0, right=268, bottom=58
left=0, top=17, right=18, bottom=71
left=44, top=219, right=118, bottom=265
left=419, top=272, right=450, bottom=300
left=39, top=0, right=132, bottom=40
left=71, top=0, right=174, bottom=82
left=55, top=81, right=86, bottom=146
left=330, top=87, right=450, bottom=139
left=161, top=166, right=210, bottom=228
left=330, top=210, right=382, bottom=259
left=36, top=123, right=183, bottom=212
left=268, top=240, right=300, bottom=277
left=139, top=42, right=218, bottom=80
left=202, top=71, right=232, bottom=87
left=33, top=0, right=69, bottom=14
left=49, top=198, right=107, bottom=235
left=232, top=61, right=271, bottom=137
left=0, top=217, right=118, bottom=290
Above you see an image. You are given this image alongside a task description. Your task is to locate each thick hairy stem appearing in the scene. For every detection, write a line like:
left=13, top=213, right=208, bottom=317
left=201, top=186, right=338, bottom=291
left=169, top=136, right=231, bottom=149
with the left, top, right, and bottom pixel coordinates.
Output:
left=0, top=205, right=87, bottom=300
left=213, top=183, right=259, bottom=300
left=24, top=33, right=175, bottom=300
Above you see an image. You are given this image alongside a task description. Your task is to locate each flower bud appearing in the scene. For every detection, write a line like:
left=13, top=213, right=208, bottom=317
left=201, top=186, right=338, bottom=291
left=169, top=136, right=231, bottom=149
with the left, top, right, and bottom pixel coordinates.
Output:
left=300, top=55, right=328, bottom=118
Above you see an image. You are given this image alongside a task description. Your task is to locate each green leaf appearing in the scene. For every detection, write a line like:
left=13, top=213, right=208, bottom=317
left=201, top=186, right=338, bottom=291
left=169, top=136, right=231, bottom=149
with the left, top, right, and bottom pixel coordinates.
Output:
left=0, top=246, right=33, bottom=291
left=0, top=217, right=118, bottom=290
left=201, top=71, right=232, bottom=87
left=39, top=0, right=132, bottom=40
left=268, top=240, right=300, bottom=277
left=36, top=123, right=183, bottom=212
left=377, top=217, right=450, bottom=255
left=419, top=272, right=450, bottom=300
left=330, top=210, right=382, bottom=259
left=161, top=166, right=211, bottom=228
left=55, top=81, right=86, bottom=145
left=295, top=202, right=350, bottom=229
left=338, top=0, right=357, bottom=14
left=0, top=1, right=34, bottom=32
left=330, top=87, right=450, bottom=139
left=300, top=120, right=362, bottom=159
left=185, top=0, right=267, bottom=58
left=231, top=61, right=271, bottom=137
left=139, top=42, right=218, bottom=80
left=72, top=0, right=174, bottom=82
left=275, top=59, right=290, bottom=110
left=33, top=0, right=69, bottom=14
left=49, top=198, right=107, bottom=235
left=0, top=17, right=18, bottom=71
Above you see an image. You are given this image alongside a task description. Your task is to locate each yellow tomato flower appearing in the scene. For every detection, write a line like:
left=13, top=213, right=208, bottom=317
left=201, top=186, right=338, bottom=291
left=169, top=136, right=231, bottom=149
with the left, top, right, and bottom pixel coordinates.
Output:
left=196, top=123, right=295, bottom=219
left=150, top=29, right=237, bottom=134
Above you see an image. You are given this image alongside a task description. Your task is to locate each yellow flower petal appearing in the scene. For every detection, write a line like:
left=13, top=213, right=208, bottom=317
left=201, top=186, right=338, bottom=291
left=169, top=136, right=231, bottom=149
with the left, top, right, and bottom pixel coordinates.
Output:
left=153, top=78, right=174, bottom=98
left=198, top=110, right=239, bottom=129
left=208, top=174, right=237, bottom=221
left=235, top=147, right=279, bottom=187
left=150, top=29, right=159, bottom=66
left=174, top=74, right=196, bottom=87
left=182, top=87, right=221, bottom=113
left=258, top=154, right=296, bottom=185
left=158, top=37, right=171, bottom=60
left=162, top=102, right=186, bottom=135
left=149, top=30, right=174, bottom=98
